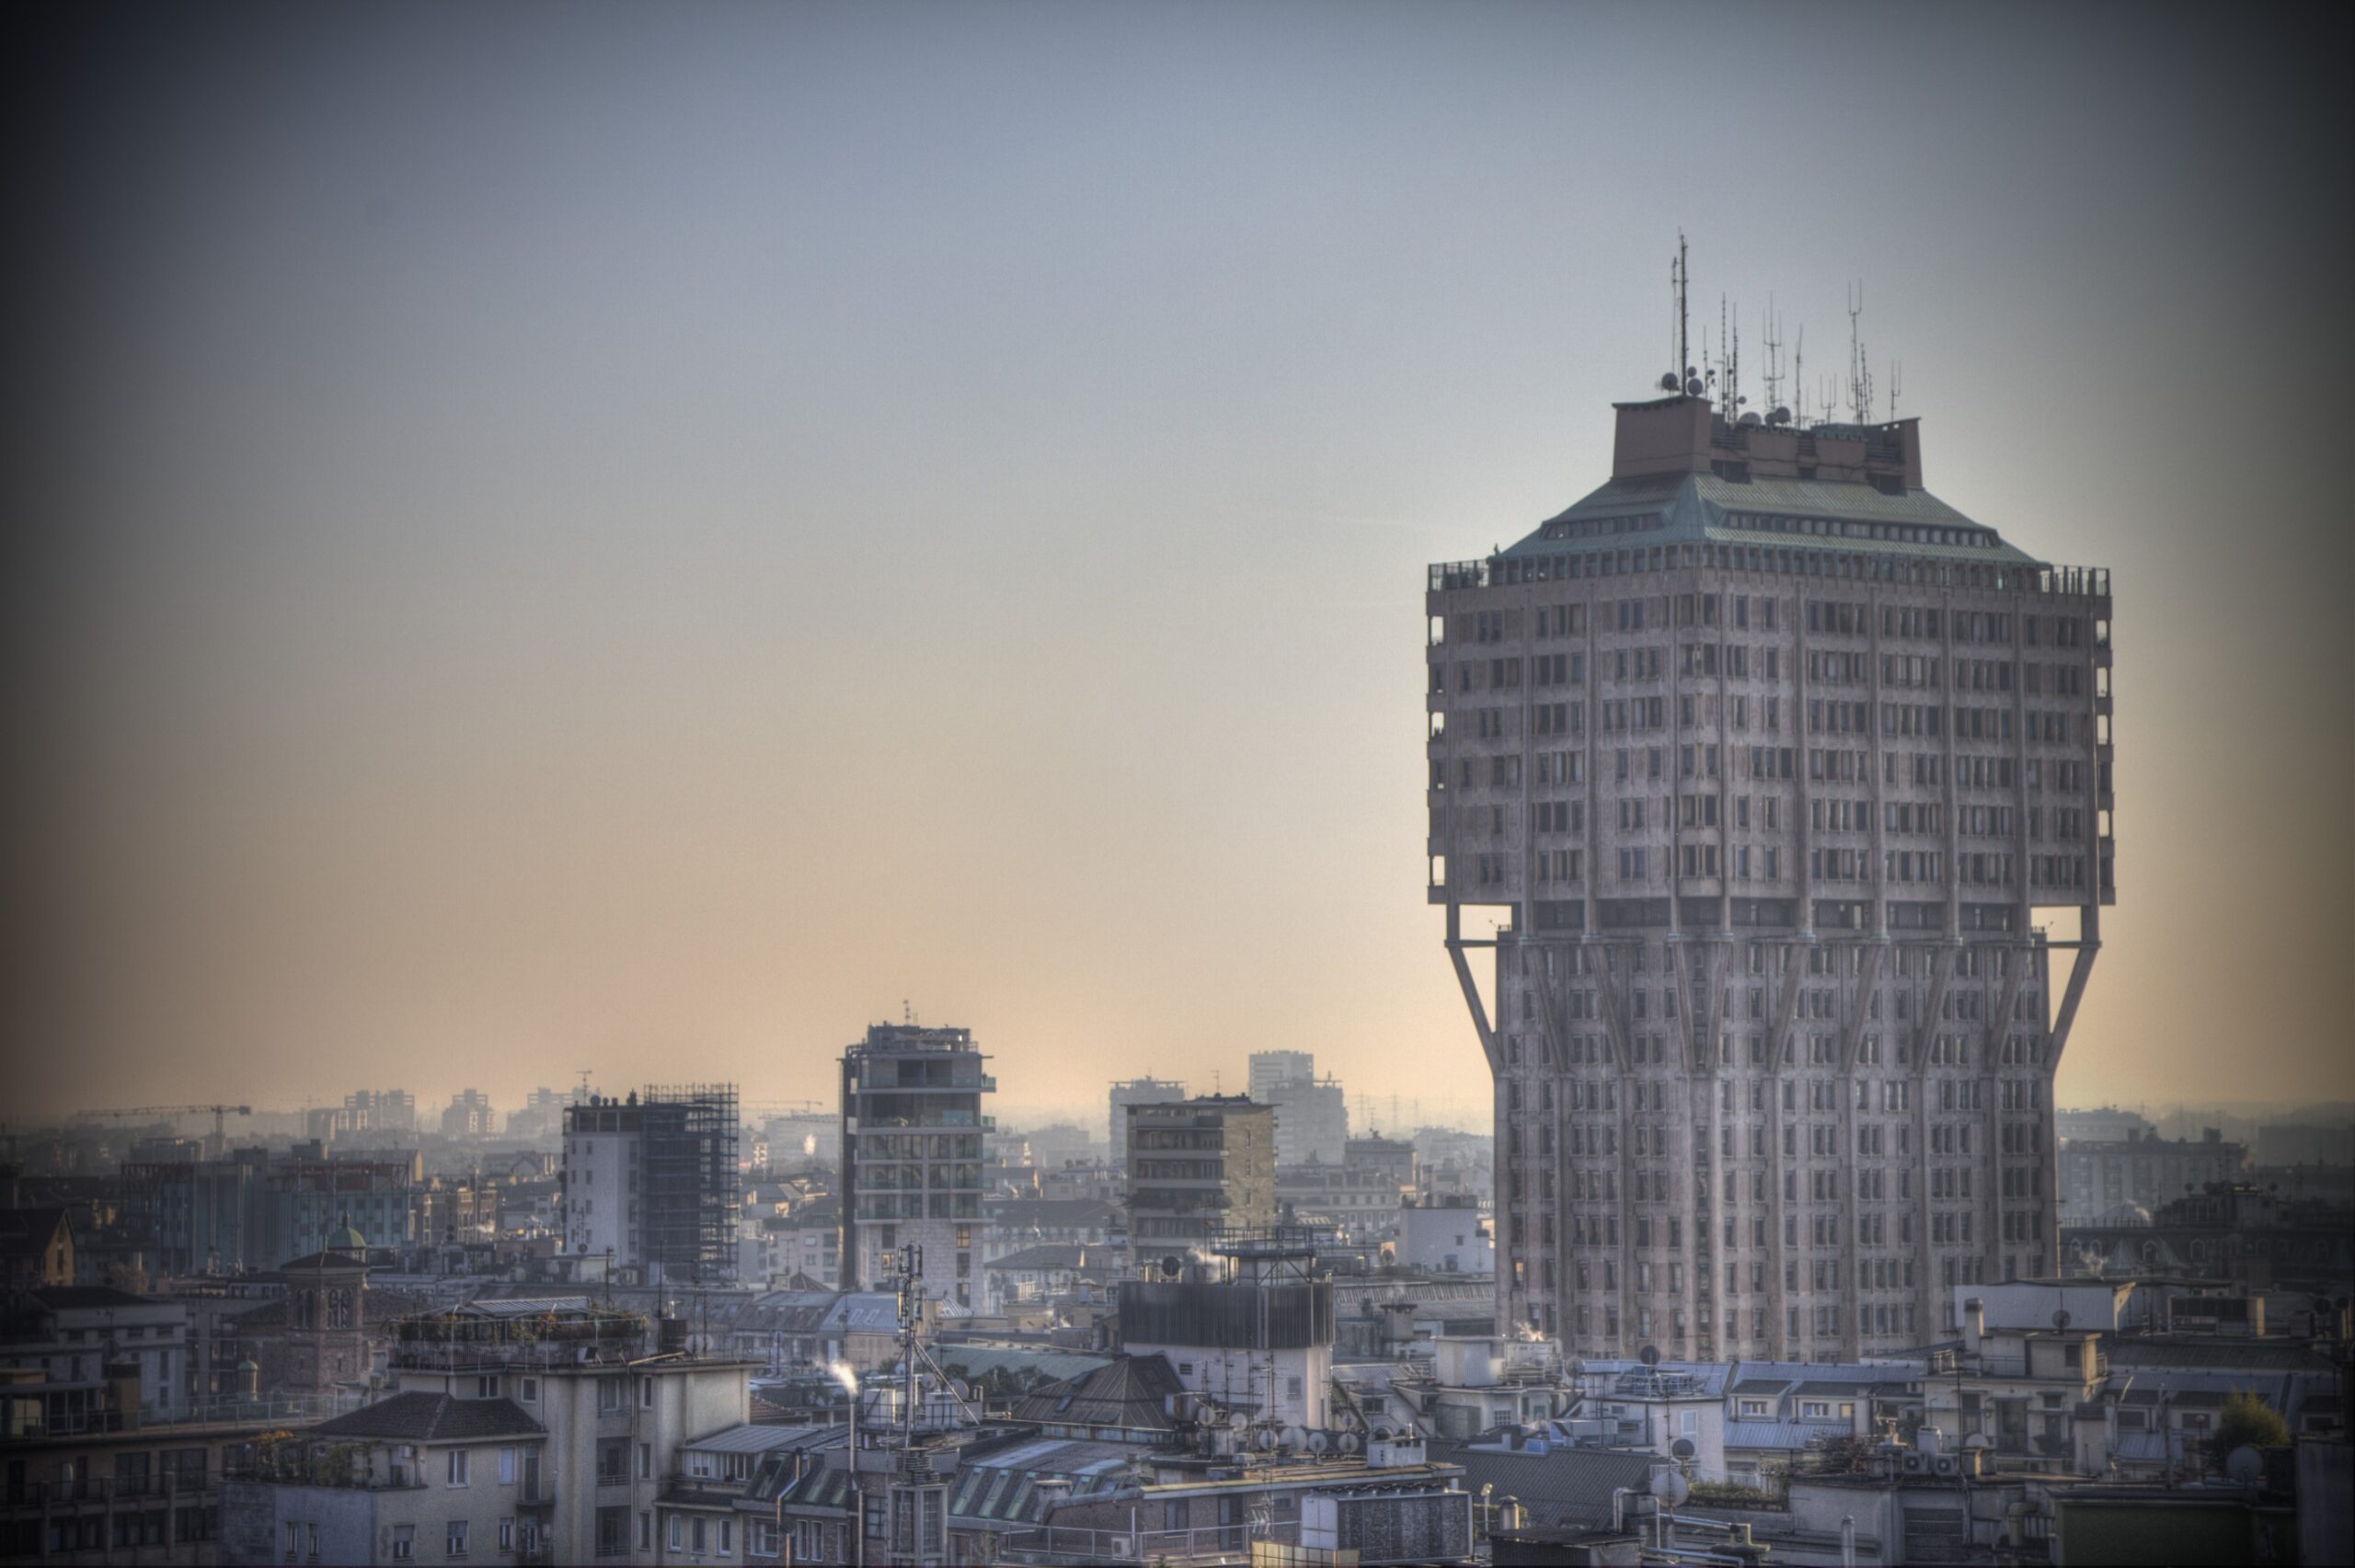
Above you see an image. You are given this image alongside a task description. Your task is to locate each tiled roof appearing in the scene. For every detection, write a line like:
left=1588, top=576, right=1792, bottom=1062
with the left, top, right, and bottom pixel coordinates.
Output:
left=688, top=1423, right=844, bottom=1456
left=311, top=1392, right=545, bottom=1443
left=0, top=1207, right=70, bottom=1257
left=988, top=1243, right=1124, bottom=1274
left=1012, top=1354, right=1183, bottom=1434
left=1431, top=1444, right=1654, bottom=1529
left=948, top=1437, right=1146, bottom=1525
left=986, top=1198, right=1120, bottom=1230
left=28, top=1287, right=155, bottom=1311
left=928, top=1344, right=1115, bottom=1391
left=1724, top=1418, right=1854, bottom=1451
left=1497, top=470, right=2039, bottom=567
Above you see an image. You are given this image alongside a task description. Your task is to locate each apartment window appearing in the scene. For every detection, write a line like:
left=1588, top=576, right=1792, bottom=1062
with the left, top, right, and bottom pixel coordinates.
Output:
left=637, top=1442, right=651, bottom=1480
left=595, top=1508, right=628, bottom=1558
left=519, top=1378, right=538, bottom=1404
left=669, top=1516, right=684, bottom=1551
left=641, top=1377, right=655, bottom=1409
left=639, top=1513, right=652, bottom=1551
left=475, top=1374, right=499, bottom=1399
left=447, top=1450, right=469, bottom=1486
left=499, top=1519, right=515, bottom=1552
left=499, top=1448, right=516, bottom=1485
left=598, top=1439, right=627, bottom=1486
left=719, top=1519, right=733, bottom=1554
left=446, top=1519, right=468, bottom=1558
left=391, top=1525, right=414, bottom=1561
left=598, top=1379, right=622, bottom=1413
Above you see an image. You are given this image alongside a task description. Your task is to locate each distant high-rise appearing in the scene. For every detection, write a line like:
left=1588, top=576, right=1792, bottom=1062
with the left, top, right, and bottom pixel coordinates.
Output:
left=1109, top=1077, right=1187, bottom=1169
left=440, top=1089, right=495, bottom=1139
left=345, top=1089, right=415, bottom=1133
left=1246, top=1050, right=1350, bottom=1166
left=1246, top=1051, right=1314, bottom=1104
left=1425, top=366, right=2113, bottom=1362
left=560, top=1085, right=738, bottom=1284
left=841, top=1024, right=992, bottom=1307
left=1124, top=1094, right=1276, bottom=1250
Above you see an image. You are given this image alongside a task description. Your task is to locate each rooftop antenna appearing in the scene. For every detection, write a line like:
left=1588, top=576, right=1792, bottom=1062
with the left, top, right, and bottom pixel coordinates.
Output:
left=1762, top=297, right=1784, bottom=417
left=1846, top=280, right=1867, bottom=423
left=1661, top=232, right=1695, bottom=395
left=1888, top=359, right=1902, bottom=422
left=1793, top=325, right=1805, bottom=427
left=1677, top=233, right=1690, bottom=394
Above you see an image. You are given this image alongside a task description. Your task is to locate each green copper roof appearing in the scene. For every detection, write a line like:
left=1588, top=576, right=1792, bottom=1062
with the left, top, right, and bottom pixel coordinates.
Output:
left=1500, top=473, right=2041, bottom=567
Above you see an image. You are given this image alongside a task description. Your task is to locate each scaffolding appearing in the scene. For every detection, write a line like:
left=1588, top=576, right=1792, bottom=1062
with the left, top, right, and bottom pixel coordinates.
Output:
left=641, top=1082, right=739, bottom=1286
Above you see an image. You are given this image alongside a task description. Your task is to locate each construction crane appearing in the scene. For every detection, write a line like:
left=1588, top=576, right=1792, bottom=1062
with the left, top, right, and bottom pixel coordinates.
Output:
left=86, top=1104, right=253, bottom=1147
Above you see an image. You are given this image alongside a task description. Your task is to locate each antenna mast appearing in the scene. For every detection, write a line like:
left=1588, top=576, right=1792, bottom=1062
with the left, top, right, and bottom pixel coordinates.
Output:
left=1846, top=280, right=1867, bottom=423
left=1677, top=233, right=1690, bottom=392
left=1889, top=359, right=1902, bottom=421
left=1794, top=326, right=1805, bottom=427
left=1762, top=297, right=1783, bottom=417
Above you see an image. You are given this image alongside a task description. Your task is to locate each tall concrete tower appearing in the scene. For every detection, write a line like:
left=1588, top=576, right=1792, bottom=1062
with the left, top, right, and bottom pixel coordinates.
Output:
left=1425, top=373, right=2113, bottom=1364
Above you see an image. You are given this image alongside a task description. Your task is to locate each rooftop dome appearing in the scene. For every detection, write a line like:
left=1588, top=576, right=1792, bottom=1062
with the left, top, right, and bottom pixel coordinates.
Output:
left=327, top=1213, right=368, bottom=1253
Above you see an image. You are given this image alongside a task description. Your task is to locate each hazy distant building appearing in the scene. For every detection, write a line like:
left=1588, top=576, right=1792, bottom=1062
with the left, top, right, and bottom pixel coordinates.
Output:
left=346, top=1089, right=415, bottom=1134
left=440, top=1089, right=495, bottom=1139
left=2059, top=1127, right=2246, bottom=1226
left=1125, top=1094, right=1275, bottom=1251
left=1247, top=1051, right=1315, bottom=1104
left=2254, top=1122, right=2355, bottom=1168
left=2054, top=1105, right=2154, bottom=1144
left=1246, top=1049, right=1350, bottom=1166
left=126, top=1150, right=414, bottom=1274
left=505, top=1086, right=569, bottom=1140
left=840, top=1024, right=991, bottom=1307
left=1108, top=1076, right=1187, bottom=1169
left=1427, top=368, right=2114, bottom=1361
left=560, top=1085, right=739, bottom=1284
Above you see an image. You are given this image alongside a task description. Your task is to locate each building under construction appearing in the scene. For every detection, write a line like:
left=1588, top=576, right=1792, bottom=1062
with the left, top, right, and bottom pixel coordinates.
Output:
left=561, top=1083, right=739, bottom=1285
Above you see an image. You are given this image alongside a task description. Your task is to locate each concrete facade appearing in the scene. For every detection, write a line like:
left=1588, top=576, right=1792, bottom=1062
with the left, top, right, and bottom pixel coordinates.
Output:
left=1124, top=1096, right=1276, bottom=1249
left=840, top=1024, right=991, bottom=1307
left=1427, top=389, right=2115, bottom=1364
left=1108, top=1077, right=1187, bottom=1172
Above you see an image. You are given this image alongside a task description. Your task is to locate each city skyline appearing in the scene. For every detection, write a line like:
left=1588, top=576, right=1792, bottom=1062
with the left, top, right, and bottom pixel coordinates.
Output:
left=12, top=2, right=2353, bottom=1120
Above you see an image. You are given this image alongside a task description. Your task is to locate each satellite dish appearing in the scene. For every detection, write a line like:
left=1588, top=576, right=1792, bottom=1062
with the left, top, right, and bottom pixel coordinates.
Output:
left=1671, top=1437, right=1696, bottom=1459
left=1684, top=377, right=1705, bottom=397
left=1338, top=1432, right=1362, bottom=1454
left=1281, top=1426, right=1306, bottom=1450
left=951, top=1379, right=971, bottom=1402
left=1768, top=406, right=1792, bottom=425
left=1161, top=1255, right=1183, bottom=1279
left=2052, top=1310, right=2073, bottom=1331
left=1638, top=1345, right=1662, bottom=1368
left=1371, top=1425, right=1395, bottom=1443
left=1964, top=1434, right=1992, bottom=1449
left=2226, top=1446, right=2264, bottom=1485
left=1227, top=1412, right=1251, bottom=1433
left=1649, top=1469, right=1690, bottom=1505
left=1738, top=412, right=1762, bottom=428
left=1306, top=1431, right=1331, bottom=1455
left=1660, top=372, right=1680, bottom=393
left=1255, top=1427, right=1279, bottom=1451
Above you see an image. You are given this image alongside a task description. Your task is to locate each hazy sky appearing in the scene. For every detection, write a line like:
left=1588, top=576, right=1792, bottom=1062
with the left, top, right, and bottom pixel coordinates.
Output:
left=9, top=1, right=2350, bottom=1127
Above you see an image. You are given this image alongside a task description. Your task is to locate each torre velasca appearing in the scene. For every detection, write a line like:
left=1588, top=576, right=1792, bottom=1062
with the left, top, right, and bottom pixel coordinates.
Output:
left=1425, top=373, right=2114, bottom=1364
